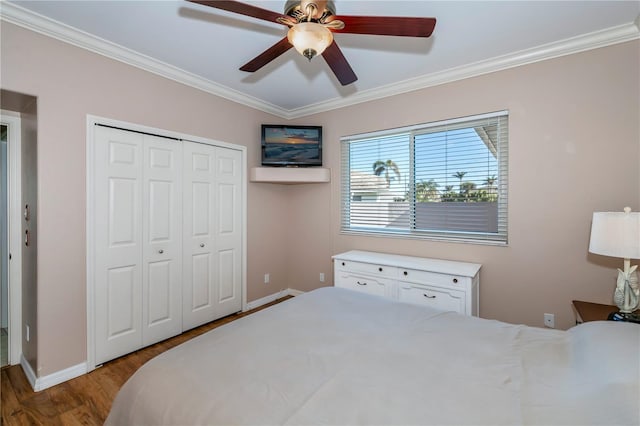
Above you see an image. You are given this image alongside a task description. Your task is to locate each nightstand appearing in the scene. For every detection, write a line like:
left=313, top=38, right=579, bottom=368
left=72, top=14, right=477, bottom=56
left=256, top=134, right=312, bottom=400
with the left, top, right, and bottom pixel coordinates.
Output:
left=572, top=300, right=639, bottom=324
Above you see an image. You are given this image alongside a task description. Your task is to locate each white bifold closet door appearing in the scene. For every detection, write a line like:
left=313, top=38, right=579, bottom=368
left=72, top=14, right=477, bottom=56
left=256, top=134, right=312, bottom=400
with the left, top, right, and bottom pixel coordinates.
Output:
left=182, top=142, right=242, bottom=330
left=94, top=126, right=183, bottom=364
left=93, top=124, right=243, bottom=365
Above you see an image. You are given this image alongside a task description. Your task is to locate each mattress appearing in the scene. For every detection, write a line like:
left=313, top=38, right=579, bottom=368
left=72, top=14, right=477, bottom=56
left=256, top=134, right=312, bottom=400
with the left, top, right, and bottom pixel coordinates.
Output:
left=106, top=287, right=640, bottom=425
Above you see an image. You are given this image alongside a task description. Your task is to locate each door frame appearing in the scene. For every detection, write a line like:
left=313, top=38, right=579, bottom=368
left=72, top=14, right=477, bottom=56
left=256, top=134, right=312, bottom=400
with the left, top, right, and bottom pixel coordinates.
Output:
left=1, top=110, right=23, bottom=365
left=85, top=115, right=247, bottom=371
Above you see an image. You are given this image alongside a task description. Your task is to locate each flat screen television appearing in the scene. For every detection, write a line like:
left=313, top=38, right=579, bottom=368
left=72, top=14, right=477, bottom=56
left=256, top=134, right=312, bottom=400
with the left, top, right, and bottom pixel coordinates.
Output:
left=261, top=124, right=322, bottom=167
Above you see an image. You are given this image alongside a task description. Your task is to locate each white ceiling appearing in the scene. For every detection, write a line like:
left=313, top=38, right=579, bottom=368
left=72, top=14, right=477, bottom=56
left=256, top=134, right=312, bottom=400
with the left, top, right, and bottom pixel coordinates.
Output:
left=4, top=1, right=640, bottom=118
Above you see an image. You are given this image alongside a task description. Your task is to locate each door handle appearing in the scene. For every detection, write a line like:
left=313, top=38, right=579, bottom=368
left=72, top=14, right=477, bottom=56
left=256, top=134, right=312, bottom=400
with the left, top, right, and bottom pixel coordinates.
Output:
left=158, top=249, right=164, bottom=254
left=200, top=243, right=205, bottom=248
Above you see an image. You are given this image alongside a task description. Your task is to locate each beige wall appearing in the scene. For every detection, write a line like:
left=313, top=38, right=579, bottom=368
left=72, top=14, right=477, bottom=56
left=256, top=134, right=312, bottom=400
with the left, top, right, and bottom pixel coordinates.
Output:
left=2, top=20, right=638, bottom=378
left=286, top=40, right=640, bottom=330
left=20, top=98, right=38, bottom=373
left=0, top=23, right=290, bottom=376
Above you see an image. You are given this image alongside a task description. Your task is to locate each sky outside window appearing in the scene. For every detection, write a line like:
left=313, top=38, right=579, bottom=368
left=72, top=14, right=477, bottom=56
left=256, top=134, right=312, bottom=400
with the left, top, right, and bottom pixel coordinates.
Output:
left=349, top=127, right=498, bottom=199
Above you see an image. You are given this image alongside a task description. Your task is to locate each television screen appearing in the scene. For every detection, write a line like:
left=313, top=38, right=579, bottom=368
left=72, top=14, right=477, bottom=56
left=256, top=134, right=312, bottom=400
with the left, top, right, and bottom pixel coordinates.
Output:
left=261, top=125, right=322, bottom=167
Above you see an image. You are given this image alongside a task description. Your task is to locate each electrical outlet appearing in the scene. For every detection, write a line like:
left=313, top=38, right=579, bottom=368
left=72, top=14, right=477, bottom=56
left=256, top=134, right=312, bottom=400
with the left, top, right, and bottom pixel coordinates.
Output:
left=544, top=313, right=555, bottom=328
left=264, top=273, right=270, bottom=284
left=319, top=273, right=325, bottom=282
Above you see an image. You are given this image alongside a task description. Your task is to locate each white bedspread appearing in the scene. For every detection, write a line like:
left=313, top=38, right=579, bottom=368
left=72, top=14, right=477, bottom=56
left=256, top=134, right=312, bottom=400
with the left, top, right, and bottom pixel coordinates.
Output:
left=106, top=287, right=640, bottom=425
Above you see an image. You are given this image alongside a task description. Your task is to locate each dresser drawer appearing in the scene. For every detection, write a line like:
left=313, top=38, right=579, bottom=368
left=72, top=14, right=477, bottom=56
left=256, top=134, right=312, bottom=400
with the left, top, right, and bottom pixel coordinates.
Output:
left=398, top=283, right=466, bottom=314
left=335, top=272, right=392, bottom=298
left=398, top=268, right=469, bottom=289
left=335, top=259, right=398, bottom=279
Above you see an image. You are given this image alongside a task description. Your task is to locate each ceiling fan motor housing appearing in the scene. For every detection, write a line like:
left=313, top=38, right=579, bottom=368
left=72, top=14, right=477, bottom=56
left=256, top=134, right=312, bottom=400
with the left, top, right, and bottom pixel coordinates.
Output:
left=284, top=0, right=336, bottom=21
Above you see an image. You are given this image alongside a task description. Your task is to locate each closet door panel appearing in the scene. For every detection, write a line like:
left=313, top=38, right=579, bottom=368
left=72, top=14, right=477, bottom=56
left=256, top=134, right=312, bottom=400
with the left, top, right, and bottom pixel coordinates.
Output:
left=191, top=253, right=211, bottom=309
left=108, top=178, right=137, bottom=245
left=142, top=135, right=183, bottom=346
left=214, top=148, right=242, bottom=317
left=182, top=142, right=217, bottom=330
left=106, top=266, right=136, bottom=337
left=218, top=249, right=236, bottom=302
left=94, top=126, right=143, bottom=364
left=147, top=260, right=171, bottom=323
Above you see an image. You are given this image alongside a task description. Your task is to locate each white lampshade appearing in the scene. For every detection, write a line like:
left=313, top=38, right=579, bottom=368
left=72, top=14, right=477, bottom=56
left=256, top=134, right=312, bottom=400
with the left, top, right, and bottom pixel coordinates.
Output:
left=287, top=22, right=333, bottom=60
left=589, top=207, right=640, bottom=259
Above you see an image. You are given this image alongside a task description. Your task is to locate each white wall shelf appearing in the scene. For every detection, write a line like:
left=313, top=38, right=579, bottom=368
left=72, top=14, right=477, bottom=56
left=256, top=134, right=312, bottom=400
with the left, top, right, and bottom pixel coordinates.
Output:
left=250, top=167, right=330, bottom=184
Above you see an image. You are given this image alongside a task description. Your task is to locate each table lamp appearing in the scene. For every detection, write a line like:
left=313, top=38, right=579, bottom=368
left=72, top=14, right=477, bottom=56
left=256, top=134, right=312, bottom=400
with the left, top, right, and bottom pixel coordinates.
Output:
left=589, top=207, right=640, bottom=317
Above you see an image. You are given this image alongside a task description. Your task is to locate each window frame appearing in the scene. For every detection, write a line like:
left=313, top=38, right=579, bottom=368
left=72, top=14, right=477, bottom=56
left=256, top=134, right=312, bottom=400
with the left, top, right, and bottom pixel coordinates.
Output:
left=340, top=111, right=509, bottom=245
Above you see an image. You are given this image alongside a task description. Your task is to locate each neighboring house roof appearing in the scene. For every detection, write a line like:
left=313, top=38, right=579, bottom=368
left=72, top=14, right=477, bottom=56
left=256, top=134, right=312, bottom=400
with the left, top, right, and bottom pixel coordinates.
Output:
left=350, top=171, right=388, bottom=192
left=474, top=125, right=497, bottom=158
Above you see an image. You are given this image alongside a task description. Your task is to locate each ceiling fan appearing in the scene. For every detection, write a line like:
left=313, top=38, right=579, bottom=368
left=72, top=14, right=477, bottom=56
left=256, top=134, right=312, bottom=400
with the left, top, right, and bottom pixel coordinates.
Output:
left=187, top=0, right=436, bottom=86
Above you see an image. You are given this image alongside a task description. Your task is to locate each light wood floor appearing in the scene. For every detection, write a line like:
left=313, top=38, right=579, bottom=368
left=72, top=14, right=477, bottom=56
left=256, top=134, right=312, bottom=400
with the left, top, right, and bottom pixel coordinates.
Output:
left=1, top=296, right=292, bottom=425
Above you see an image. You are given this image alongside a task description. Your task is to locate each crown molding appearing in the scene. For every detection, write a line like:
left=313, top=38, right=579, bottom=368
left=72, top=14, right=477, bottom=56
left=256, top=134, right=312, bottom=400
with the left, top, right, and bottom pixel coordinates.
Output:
left=2, top=3, right=638, bottom=120
left=292, top=19, right=640, bottom=118
left=0, top=2, right=289, bottom=118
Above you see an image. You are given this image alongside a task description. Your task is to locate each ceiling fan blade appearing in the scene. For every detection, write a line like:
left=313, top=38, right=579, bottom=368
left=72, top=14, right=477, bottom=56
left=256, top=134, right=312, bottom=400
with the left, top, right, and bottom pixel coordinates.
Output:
left=329, top=15, right=436, bottom=37
left=322, top=42, right=357, bottom=86
left=187, top=0, right=286, bottom=24
left=240, top=37, right=293, bottom=72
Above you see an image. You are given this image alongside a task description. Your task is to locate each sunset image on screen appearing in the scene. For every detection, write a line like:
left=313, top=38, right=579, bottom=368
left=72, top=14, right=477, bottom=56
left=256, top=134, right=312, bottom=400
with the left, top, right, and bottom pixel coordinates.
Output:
left=264, top=127, right=320, bottom=145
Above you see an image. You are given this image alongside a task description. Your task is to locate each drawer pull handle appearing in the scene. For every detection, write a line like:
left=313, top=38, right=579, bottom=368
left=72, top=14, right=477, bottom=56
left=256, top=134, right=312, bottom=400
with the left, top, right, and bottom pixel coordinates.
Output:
left=423, top=294, right=436, bottom=299
left=357, top=281, right=367, bottom=286
left=378, top=267, right=383, bottom=272
left=342, top=262, right=345, bottom=266
left=403, top=271, right=408, bottom=276
left=452, top=278, right=458, bottom=283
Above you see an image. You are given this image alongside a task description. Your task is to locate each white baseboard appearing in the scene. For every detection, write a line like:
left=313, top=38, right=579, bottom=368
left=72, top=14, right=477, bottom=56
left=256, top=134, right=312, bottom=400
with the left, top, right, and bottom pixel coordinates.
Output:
left=20, top=354, right=37, bottom=390
left=18, top=289, right=305, bottom=391
left=243, top=288, right=304, bottom=311
left=36, top=362, right=87, bottom=391
left=20, top=354, right=87, bottom=392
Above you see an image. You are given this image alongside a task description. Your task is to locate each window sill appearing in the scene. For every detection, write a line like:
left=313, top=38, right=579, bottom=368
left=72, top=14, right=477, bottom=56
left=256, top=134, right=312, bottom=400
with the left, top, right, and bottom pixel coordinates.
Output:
left=340, top=229, right=508, bottom=246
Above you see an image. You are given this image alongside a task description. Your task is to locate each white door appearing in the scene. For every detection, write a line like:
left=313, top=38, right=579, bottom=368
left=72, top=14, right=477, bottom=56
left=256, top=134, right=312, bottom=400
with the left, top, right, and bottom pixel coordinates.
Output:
left=94, top=126, right=144, bottom=364
left=94, top=126, right=183, bottom=363
left=214, top=147, right=243, bottom=318
left=182, top=143, right=242, bottom=330
left=141, top=135, right=183, bottom=346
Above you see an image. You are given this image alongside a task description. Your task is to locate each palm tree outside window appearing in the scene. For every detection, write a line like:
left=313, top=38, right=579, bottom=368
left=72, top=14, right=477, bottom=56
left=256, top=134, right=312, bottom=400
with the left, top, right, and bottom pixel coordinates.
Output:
left=372, top=159, right=400, bottom=188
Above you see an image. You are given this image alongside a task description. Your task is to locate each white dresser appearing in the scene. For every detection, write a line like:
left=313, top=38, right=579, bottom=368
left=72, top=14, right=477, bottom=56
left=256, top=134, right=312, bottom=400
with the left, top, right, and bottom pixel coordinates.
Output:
left=332, top=250, right=481, bottom=316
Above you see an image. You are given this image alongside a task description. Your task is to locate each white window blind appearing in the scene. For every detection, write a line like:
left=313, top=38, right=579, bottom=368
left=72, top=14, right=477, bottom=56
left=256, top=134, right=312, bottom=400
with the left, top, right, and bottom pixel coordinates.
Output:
left=341, top=111, right=508, bottom=244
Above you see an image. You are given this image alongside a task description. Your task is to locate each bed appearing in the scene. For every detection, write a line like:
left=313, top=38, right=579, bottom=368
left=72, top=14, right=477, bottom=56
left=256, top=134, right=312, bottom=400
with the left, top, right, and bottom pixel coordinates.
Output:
left=106, top=287, right=639, bottom=425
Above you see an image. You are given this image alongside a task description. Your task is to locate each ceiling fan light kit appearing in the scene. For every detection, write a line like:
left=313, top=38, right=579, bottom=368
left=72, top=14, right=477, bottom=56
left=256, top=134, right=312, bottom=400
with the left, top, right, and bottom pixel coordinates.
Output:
left=188, top=0, right=436, bottom=85
left=287, top=22, right=333, bottom=60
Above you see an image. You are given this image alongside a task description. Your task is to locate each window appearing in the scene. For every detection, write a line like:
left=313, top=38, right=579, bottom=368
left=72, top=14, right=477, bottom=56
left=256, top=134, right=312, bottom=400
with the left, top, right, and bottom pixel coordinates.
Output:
left=341, top=111, right=508, bottom=244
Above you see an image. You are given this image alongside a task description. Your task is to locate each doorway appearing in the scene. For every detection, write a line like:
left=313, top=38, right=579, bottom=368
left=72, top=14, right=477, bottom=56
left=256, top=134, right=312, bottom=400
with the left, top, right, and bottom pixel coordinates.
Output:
left=1, top=110, right=22, bottom=368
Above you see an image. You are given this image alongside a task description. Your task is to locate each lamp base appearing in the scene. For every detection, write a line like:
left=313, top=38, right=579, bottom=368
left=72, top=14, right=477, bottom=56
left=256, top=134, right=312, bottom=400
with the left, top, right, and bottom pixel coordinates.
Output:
left=607, top=311, right=640, bottom=323
left=613, top=265, right=639, bottom=313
